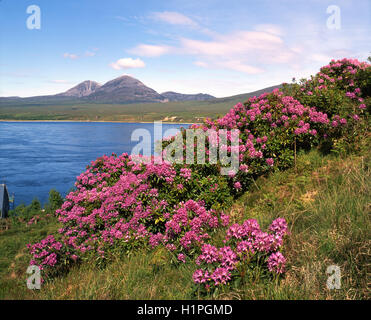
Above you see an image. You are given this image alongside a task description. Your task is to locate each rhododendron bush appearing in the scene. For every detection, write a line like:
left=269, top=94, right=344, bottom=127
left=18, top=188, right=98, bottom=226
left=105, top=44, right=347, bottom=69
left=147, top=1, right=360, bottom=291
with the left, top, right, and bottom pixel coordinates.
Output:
left=27, top=58, right=369, bottom=293
left=284, top=58, right=370, bottom=118
left=193, top=218, right=288, bottom=295
left=28, top=153, right=233, bottom=276
left=164, top=58, right=370, bottom=191
left=283, top=58, right=370, bottom=153
left=165, top=90, right=335, bottom=192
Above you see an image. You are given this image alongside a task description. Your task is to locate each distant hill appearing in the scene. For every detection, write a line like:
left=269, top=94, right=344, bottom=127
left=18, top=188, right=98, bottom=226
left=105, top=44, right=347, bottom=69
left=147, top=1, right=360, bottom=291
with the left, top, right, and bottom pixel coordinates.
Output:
left=161, top=91, right=215, bottom=102
left=214, top=85, right=283, bottom=104
left=0, top=76, right=217, bottom=105
left=0, top=75, right=282, bottom=108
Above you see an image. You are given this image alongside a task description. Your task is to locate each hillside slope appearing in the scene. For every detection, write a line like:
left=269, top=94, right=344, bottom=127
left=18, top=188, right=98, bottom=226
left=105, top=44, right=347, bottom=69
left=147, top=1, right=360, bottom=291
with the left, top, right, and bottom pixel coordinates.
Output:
left=161, top=92, right=215, bottom=102
left=1, top=142, right=369, bottom=299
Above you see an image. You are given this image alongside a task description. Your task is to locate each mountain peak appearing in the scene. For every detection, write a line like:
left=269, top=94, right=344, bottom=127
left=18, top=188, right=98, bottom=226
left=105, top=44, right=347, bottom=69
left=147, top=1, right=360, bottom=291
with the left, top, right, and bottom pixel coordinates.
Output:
left=59, top=80, right=101, bottom=97
left=103, top=75, right=145, bottom=87
left=87, top=75, right=164, bottom=103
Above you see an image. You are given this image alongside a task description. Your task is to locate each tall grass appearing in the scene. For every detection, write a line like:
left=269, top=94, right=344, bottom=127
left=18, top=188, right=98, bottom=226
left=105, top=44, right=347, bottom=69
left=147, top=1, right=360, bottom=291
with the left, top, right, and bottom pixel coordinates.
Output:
left=226, top=149, right=370, bottom=299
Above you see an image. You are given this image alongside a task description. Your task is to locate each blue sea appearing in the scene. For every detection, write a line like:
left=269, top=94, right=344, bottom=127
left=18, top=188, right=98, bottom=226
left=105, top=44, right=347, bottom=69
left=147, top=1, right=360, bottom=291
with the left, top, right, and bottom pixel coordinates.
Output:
left=0, top=121, right=188, bottom=206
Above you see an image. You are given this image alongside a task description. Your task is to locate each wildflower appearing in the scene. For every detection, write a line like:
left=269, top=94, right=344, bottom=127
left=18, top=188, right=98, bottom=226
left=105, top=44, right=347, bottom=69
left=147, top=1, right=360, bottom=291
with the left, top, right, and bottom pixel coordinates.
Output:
left=234, top=182, right=242, bottom=190
left=266, top=158, right=274, bottom=167
left=267, top=252, right=286, bottom=274
left=177, top=253, right=186, bottom=263
left=211, top=267, right=231, bottom=286
left=193, top=269, right=210, bottom=284
left=220, top=213, right=230, bottom=227
left=269, top=218, right=288, bottom=237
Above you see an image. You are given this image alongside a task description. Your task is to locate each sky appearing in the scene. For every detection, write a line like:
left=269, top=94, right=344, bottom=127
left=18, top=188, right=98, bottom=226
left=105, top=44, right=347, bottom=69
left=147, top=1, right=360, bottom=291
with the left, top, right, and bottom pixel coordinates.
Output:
left=0, top=0, right=370, bottom=98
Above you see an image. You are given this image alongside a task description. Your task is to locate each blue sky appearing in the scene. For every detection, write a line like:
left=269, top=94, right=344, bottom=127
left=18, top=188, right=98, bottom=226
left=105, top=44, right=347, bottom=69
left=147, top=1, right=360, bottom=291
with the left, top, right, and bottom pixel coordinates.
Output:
left=0, top=0, right=370, bottom=97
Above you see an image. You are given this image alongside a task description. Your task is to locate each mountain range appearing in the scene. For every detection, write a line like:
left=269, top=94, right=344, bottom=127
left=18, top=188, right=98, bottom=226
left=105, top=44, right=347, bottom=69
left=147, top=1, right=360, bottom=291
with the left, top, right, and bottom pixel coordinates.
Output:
left=0, top=75, right=216, bottom=105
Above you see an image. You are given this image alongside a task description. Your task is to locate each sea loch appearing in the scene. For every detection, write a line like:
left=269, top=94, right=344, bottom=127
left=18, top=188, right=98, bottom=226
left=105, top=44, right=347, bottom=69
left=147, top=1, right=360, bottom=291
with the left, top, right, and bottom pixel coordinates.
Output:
left=0, top=121, right=187, bottom=205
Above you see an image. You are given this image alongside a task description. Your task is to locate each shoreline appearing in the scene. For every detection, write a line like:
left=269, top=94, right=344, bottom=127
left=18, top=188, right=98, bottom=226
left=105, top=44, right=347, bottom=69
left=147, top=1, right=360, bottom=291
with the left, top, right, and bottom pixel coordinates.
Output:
left=0, top=119, right=198, bottom=125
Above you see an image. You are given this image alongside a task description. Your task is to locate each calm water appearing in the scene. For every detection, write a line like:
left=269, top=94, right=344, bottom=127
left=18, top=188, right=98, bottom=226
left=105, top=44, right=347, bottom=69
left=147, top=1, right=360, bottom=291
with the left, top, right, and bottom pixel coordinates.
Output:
left=0, top=121, right=188, bottom=206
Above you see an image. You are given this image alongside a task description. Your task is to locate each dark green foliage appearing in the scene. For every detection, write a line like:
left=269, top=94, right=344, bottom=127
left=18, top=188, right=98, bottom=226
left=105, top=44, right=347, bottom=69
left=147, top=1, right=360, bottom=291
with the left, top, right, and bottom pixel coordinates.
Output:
left=9, top=198, right=41, bottom=222
left=44, top=189, right=64, bottom=214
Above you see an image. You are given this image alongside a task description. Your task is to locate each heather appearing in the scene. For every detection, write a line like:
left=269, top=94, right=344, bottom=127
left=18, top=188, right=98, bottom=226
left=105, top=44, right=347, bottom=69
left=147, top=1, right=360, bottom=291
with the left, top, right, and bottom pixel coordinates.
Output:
left=3, top=57, right=369, bottom=299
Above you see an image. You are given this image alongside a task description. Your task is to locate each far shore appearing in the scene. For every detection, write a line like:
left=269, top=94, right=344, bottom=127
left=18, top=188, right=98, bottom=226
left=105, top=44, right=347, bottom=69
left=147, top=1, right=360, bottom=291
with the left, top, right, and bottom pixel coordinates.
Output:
left=0, top=119, right=198, bottom=125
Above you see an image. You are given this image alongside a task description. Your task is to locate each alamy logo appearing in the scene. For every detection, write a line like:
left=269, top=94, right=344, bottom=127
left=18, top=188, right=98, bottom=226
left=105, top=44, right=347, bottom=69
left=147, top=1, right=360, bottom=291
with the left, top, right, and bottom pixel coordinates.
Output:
left=26, top=5, right=41, bottom=30
left=131, top=122, right=240, bottom=176
left=26, top=265, right=41, bottom=290
left=326, top=265, right=341, bottom=290
left=326, top=5, right=341, bottom=30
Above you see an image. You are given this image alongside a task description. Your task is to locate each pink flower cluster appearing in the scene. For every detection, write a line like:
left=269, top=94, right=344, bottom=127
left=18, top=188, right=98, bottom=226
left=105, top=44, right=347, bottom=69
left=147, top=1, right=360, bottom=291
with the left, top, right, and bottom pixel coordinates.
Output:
left=212, top=91, right=327, bottom=134
left=27, top=235, right=64, bottom=270
left=193, top=218, right=289, bottom=288
left=299, top=58, right=370, bottom=122
left=149, top=200, right=231, bottom=265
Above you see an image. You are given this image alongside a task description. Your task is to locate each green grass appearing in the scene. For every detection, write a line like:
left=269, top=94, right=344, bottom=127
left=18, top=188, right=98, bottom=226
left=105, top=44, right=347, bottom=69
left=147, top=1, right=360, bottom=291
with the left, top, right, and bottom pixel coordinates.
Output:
left=0, top=217, right=60, bottom=299
left=0, top=146, right=369, bottom=300
left=0, top=99, right=246, bottom=123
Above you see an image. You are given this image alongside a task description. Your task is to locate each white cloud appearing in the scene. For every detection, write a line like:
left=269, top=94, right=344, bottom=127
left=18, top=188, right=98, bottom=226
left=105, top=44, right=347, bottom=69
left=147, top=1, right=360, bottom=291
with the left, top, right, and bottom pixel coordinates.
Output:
left=180, top=31, right=283, bottom=57
left=127, top=17, right=371, bottom=83
left=85, top=51, right=96, bottom=57
left=151, top=11, right=197, bottom=27
left=63, top=53, right=78, bottom=60
left=193, top=61, right=208, bottom=68
left=254, top=24, right=284, bottom=36
left=130, top=29, right=294, bottom=74
left=128, top=44, right=171, bottom=57
left=310, top=53, right=333, bottom=63
left=194, top=59, right=265, bottom=75
left=110, top=57, right=146, bottom=70
left=130, top=30, right=287, bottom=61
left=215, top=60, right=264, bottom=74
left=49, top=80, right=72, bottom=84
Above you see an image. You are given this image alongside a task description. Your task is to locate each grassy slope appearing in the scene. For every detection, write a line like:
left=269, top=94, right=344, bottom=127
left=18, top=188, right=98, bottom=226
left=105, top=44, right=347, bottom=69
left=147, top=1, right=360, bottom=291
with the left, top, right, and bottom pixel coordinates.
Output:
left=0, top=101, right=236, bottom=123
left=0, top=217, right=60, bottom=299
left=1, top=143, right=369, bottom=299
